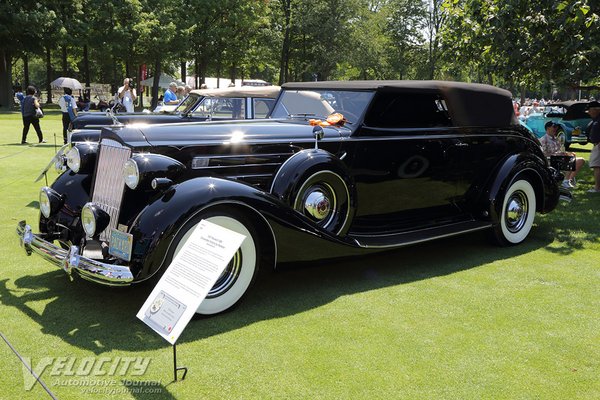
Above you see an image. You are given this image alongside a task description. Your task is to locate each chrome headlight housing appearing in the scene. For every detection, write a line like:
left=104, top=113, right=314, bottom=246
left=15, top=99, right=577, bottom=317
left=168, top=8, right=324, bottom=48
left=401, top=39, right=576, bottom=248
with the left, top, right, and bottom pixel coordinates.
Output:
left=81, top=203, right=110, bottom=238
left=123, top=154, right=185, bottom=190
left=65, top=142, right=98, bottom=173
left=66, top=146, right=81, bottom=172
left=39, top=187, right=64, bottom=218
left=123, top=159, right=140, bottom=189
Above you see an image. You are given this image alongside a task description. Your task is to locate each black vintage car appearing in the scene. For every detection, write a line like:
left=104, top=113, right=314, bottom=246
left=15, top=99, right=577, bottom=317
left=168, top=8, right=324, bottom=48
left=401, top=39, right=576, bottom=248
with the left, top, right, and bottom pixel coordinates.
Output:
left=68, top=85, right=280, bottom=142
left=18, top=80, right=565, bottom=315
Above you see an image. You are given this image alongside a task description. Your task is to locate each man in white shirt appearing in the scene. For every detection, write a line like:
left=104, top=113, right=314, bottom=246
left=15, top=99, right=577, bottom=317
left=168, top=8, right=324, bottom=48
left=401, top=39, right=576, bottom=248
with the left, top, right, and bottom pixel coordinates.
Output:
left=118, top=78, right=137, bottom=112
left=58, top=87, right=78, bottom=144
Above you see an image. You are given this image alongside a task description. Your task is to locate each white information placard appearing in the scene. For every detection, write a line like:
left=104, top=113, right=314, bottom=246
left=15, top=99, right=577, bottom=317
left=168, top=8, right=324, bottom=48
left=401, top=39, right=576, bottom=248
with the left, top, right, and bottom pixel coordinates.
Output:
left=137, top=219, right=246, bottom=344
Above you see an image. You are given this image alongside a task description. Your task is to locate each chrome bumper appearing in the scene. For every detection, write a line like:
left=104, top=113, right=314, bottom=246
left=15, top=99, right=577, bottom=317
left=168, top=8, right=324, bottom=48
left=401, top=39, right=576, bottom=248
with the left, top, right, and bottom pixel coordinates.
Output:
left=16, top=220, right=134, bottom=285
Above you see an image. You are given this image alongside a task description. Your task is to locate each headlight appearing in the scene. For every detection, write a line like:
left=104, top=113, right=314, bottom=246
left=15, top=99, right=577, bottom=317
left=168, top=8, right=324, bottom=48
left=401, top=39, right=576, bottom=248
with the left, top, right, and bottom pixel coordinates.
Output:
left=40, top=190, right=51, bottom=218
left=66, top=147, right=81, bottom=172
left=39, top=187, right=64, bottom=218
left=123, top=159, right=140, bottom=189
left=81, top=203, right=110, bottom=238
left=81, top=205, right=96, bottom=237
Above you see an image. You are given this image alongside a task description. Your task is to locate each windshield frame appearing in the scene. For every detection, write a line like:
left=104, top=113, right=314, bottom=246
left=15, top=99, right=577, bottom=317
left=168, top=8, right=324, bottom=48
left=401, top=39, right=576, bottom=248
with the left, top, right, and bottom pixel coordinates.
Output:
left=270, top=89, right=375, bottom=127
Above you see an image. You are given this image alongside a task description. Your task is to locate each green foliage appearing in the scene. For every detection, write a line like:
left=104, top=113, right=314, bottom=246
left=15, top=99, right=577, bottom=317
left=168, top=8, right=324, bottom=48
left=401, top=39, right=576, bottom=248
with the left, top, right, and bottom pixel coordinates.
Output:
left=1, top=0, right=599, bottom=100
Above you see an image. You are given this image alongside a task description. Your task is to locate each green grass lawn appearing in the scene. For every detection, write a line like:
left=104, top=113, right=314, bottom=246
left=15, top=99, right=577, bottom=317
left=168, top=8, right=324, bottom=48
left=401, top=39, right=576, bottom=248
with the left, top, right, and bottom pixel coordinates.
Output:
left=0, top=112, right=598, bottom=399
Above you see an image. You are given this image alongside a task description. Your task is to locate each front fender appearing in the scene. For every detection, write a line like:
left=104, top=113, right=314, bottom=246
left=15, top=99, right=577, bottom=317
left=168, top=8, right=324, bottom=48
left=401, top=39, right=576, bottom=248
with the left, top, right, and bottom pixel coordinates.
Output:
left=127, top=177, right=362, bottom=281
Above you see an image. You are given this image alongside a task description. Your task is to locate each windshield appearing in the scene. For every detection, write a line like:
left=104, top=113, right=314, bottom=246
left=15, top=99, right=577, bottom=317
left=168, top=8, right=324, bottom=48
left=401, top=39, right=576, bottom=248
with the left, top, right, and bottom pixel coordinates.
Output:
left=271, top=89, right=374, bottom=125
left=174, top=94, right=202, bottom=114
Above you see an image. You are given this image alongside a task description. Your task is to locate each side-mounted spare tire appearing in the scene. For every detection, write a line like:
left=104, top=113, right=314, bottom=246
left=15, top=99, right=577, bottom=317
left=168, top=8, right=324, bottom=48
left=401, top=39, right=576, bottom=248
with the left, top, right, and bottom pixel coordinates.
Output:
left=271, top=149, right=356, bottom=236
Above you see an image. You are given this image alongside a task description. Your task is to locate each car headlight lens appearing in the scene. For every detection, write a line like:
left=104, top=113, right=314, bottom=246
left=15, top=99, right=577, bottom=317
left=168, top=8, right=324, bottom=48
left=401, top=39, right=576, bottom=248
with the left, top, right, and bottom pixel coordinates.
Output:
left=39, top=189, right=51, bottom=218
left=81, top=204, right=96, bottom=237
left=66, top=146, right=81, bottom=172
left=123, top=159, right=140, bottom=189
left=81, top=203, right=110, bottom=238
left=39, top=187, right=65, bottom=218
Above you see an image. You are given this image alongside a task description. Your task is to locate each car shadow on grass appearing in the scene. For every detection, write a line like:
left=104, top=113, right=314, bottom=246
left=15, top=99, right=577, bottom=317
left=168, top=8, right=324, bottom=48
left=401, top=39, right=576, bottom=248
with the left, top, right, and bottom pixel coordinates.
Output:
left=0, top=229, right=556, bottom=355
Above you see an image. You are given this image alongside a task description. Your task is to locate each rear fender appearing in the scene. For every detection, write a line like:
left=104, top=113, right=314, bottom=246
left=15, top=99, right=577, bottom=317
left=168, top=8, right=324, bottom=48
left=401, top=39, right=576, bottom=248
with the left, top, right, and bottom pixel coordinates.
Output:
left=480, top=153, right=558, bottom=224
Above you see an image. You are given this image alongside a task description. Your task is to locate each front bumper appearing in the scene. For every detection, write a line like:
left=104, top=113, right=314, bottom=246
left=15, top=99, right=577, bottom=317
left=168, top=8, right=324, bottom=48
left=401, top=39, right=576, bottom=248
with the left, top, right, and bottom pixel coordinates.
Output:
left=16, top=220, right=134, bottom=285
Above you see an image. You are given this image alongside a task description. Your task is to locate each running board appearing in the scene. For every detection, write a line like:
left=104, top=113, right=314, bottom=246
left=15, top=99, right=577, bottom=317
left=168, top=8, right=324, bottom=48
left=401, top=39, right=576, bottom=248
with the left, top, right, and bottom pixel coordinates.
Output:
left=350, top=220, right=492, bottom=249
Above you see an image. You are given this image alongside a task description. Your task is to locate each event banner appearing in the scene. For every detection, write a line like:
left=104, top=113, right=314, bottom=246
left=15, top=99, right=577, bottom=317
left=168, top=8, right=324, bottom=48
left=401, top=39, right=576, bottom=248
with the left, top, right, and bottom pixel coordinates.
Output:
left=137, top=220, right=246, bottom=344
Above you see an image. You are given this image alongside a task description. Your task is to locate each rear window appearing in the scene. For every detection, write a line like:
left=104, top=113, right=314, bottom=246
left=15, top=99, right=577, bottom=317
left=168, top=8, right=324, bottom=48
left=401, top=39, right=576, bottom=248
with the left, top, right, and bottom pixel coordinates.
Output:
left=364, top=92, right=452, bottom=128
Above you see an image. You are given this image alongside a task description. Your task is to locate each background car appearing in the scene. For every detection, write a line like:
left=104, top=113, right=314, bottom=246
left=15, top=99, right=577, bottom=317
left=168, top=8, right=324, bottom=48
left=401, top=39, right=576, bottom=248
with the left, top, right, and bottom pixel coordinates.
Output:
left=523, top=101, right=591, bottom=148
left=18, top=80, right=564, bottom=316
left=68, top=85, right=280, bottom=142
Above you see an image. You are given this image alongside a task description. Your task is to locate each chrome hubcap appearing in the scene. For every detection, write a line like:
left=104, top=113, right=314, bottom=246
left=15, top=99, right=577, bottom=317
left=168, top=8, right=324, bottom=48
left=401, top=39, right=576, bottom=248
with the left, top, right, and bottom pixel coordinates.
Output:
left=505, top=191, right=528, bottom=233
left=304, top=191, right=331, bottom=220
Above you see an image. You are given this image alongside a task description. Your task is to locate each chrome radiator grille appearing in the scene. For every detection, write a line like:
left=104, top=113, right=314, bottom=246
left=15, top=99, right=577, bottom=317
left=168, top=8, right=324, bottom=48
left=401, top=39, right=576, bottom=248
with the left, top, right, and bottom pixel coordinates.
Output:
left=91, top=139, right=131, bottom=241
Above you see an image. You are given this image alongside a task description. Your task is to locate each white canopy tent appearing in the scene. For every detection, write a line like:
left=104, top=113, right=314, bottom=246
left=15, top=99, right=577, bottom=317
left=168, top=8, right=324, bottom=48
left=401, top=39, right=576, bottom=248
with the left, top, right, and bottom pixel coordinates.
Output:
left=140, top=73, right=184, bottom=89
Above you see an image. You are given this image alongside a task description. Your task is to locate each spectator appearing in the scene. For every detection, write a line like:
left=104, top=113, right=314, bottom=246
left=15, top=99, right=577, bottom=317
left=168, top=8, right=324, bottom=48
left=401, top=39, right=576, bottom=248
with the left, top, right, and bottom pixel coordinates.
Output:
left=163, top=82, right=179, bottom=105
left=539, top=121, right=584, bottom=188
left=184, top=85, right=192, bottom=95
left=176, top=85, right=185, bottom=100
left=14, top=85, right=24, bottom=113
left=118, top=78, right=137, bottom=112
left=58, top=87, right=78, bottom=144
left=20, top=85, right=46, bottom=144
left=586, top=101, right=600, bottom=193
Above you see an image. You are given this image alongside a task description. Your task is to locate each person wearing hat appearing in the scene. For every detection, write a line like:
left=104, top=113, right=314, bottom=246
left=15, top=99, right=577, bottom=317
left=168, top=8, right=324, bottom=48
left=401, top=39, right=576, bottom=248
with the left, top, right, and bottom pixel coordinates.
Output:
left=539, top=120, right=584, bottom=188
left=586, top=100, right=600, bottom=193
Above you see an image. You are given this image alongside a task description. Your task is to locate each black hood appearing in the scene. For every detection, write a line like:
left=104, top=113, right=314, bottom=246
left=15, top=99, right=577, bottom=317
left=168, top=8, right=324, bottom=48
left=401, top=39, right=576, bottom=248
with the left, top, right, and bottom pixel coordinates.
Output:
left=102, top=119, right=351, bottom=148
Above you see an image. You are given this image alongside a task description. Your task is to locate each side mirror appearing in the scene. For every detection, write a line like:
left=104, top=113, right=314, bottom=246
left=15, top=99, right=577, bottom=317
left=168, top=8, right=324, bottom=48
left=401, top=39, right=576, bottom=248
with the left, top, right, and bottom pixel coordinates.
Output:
left=313, top=126, right=324, bottom=149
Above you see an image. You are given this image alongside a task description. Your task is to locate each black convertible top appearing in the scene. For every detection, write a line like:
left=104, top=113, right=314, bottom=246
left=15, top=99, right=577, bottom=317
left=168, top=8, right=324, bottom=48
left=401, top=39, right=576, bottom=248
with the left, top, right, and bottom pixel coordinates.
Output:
left=282, top=80, right=518, bottom=127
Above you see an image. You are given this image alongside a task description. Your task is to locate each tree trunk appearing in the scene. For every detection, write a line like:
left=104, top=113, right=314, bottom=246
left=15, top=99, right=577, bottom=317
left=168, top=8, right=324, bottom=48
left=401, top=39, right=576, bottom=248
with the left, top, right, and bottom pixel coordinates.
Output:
left=180, top=60, right=186, bottom=83
left=23, top=53, right=29, bottom=87
left=278, top=0, right=291, bottom=85
left=151, top=59, right=161, bottom=110
left=83, top=45, right=90, bottom=87
left=45, top=47, right=53, bottom=103
left=62, top=45, right=68, bottom=76
left=0, top=50, right=13, bottom=109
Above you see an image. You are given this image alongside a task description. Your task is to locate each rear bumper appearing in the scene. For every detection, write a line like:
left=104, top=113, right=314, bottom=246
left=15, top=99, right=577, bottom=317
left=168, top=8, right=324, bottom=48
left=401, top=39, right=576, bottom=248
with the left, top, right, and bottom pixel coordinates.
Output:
left=16, top=220, right=134, bottom=285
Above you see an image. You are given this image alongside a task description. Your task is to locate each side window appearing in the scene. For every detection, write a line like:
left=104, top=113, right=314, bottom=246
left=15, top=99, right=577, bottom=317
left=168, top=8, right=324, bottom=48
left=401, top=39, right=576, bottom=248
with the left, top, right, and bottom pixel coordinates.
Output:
left=192, top=98, right=245, bottom=119
left=364, top=92, right=452, bottom=129
left=253, top=99, right=275, bottom=118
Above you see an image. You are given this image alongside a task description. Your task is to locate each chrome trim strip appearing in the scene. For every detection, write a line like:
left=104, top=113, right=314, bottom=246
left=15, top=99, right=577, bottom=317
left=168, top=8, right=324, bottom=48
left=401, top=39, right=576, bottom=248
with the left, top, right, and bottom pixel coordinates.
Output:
left=16, top=221, right=134, bottom=285
left=195, top=163, right=282, bottom=170
left=194, top=153, right=292, bottom=159
left=353, top=224, right=492, bottom=249
left=224, top=173, right=273, bottom=179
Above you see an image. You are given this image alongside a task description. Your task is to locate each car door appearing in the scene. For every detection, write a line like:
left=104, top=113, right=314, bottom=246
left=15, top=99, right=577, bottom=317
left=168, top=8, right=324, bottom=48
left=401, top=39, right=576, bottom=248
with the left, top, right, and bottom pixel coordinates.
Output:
left=346, top=90, right=467, bottom=235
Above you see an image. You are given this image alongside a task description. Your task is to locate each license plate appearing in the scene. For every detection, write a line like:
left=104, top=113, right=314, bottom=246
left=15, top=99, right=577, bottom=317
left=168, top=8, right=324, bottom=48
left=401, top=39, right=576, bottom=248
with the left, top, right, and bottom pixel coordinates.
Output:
left=109, top=229, right=133, bottom=261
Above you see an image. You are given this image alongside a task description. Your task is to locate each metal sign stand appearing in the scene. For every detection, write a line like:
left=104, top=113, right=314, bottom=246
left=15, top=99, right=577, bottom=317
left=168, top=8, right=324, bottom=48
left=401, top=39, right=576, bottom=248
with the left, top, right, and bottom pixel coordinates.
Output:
left=173, top=344, right=188, bottom=381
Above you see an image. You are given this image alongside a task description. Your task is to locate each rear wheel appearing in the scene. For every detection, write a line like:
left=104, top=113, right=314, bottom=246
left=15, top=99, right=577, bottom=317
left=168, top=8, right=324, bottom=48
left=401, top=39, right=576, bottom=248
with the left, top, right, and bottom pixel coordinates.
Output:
left=491, top=179, right=536, bottom=245
left=171, top=208, right=260, bottom=315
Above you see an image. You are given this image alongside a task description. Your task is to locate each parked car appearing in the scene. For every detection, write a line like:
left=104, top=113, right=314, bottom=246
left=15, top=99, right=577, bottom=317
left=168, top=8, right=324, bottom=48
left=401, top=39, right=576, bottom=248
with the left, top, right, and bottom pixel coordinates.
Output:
left=523, top=101, right=591, bottom=148
left=68, top=85, right=280, bottom=142
left=18, top=80, right=566, bottom=316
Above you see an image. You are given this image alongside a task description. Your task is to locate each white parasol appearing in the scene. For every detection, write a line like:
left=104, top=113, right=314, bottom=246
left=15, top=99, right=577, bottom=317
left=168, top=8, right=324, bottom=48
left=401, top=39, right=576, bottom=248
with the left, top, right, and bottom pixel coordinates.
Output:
left=50, top=77, right=83, bottom=90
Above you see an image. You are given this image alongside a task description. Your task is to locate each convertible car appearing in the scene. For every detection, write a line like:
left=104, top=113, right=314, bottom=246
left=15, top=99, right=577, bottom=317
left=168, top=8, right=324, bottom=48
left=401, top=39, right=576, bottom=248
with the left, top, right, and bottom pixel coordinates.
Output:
left=523, top=101, right=591, bottom=148
left=18, top=80, right=566, bottom=315
left=68, top=85, right=280, bottom=142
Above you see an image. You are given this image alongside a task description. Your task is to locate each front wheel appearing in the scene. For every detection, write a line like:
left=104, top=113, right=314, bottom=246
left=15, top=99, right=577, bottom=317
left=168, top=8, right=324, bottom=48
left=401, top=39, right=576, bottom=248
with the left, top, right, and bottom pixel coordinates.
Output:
left=491, top=179, right=537, bottom=246
left=170, top=208, right=260, bottom=315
